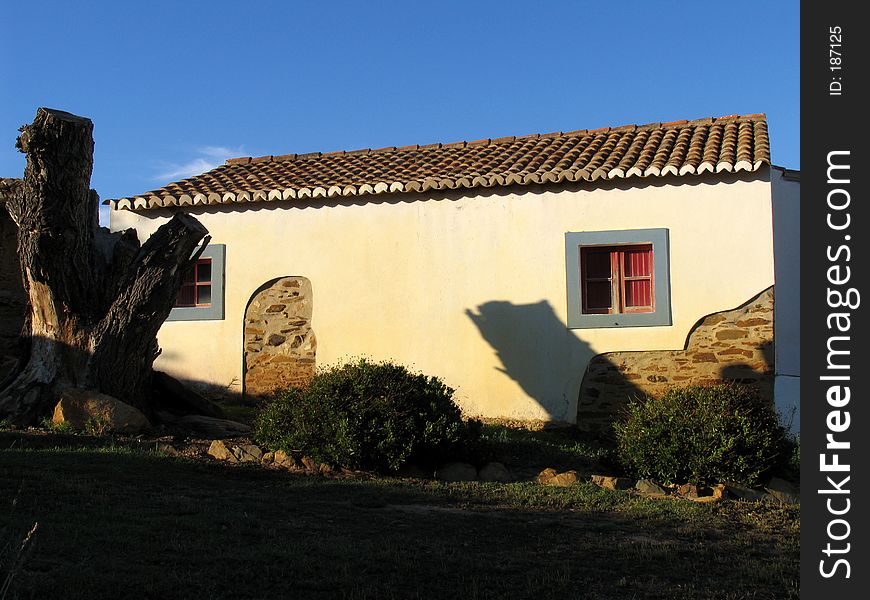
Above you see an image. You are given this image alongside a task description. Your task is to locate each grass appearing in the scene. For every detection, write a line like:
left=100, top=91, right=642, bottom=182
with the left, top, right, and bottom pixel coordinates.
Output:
left=476, top=423, right=613, bottom=473
left=0, top=432, right=799, bottom=600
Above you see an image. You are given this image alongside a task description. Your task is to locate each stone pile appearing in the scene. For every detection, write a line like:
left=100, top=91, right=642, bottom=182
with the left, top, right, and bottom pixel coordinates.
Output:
left=202, top=440, right=799, bottom=505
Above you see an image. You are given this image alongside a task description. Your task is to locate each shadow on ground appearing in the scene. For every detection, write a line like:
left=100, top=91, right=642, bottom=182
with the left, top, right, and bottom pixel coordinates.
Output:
left=1, top=445, right=799, bottom=600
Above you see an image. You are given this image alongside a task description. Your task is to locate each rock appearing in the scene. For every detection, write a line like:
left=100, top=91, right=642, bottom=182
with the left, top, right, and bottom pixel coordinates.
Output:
left=536, top=468, right=558, bottom=484
left=272, top=450, right=297, bottom=469
left=436, top=462, right=478, bottom=482
left=677, top=483, right=699, bottom=498
left=232, top=444, right=263, bottom=463
left=300, top=456, right=318, bottom=471
left=635, top=479, right=668, bottom=496
left=690, top=495, right=721, bottom=504
left=478, top=462, right=512, bottom=482
left=318, top=463, right=333, bottom=475
left=53, top=389, right=151, bottom=434
left=538, top=468, right=578, bottom=487
left=155, top=442, right=179, bottom=456
left=262, top=451, right=275, bottom=464
left=207, top=440, right=238, bottom=463
left=713, top=482, right=766, bottom=502
left=152, top=371, right=225, bottom=419
left=764, top=477, right=799, bottom=504
left=765, top=489, right=800, bottom=505
left=591, top=475, right=635, bottom=491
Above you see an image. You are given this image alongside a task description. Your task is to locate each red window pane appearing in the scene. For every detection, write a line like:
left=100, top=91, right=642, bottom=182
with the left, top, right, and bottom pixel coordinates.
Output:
left=623, top=247, right=652, bottom=277
left=624, top=279, right=652, bottom=308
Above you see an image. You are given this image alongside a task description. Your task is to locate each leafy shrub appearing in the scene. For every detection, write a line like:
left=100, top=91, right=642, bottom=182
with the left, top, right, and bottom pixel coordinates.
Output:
left=254, top=359, right=479, bottom=472
left=614, top=384, right=785, bottom=485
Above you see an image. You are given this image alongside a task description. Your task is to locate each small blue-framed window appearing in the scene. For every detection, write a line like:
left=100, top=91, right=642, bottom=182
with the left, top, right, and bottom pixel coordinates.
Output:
left=565, top=229, right=671, bottom=328
left=167, top=244, right=225, bottom=321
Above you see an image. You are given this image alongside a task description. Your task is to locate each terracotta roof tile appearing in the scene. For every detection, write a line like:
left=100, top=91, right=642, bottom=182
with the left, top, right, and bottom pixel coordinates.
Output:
left=108, top=114, right=771, bottom=211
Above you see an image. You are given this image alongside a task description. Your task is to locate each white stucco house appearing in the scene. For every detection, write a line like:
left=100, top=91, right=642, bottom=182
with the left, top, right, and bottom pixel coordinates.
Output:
left=107, top=113, right=800, bottom=433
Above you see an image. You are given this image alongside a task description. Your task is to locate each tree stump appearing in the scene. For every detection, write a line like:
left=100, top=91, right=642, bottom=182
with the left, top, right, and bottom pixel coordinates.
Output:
left=0, top=108, right=210, bottom=425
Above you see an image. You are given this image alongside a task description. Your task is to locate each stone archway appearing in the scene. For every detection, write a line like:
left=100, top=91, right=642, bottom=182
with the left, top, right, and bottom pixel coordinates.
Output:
left=243, top=277, right=316, bottom=398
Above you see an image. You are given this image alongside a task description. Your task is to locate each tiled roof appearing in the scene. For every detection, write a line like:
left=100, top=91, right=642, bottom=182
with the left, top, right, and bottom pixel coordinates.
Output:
left=108, top=114, right=770, bottom=211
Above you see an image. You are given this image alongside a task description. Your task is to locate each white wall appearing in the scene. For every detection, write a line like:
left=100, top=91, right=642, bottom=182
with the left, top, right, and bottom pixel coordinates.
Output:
left=111, top=171, right=776, bottom=423
left=771, top=167, right=800, bottom=435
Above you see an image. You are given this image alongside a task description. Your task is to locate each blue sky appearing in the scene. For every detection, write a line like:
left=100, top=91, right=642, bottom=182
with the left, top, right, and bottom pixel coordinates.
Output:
left=2, top=1, right=799, bottom=221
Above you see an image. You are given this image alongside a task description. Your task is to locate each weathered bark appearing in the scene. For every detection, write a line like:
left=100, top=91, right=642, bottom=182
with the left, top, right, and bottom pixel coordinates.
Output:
left=0, top=108, right=210, bottom=425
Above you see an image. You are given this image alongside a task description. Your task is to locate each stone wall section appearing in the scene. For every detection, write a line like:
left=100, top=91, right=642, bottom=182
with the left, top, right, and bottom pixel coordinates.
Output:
left=576, top=287, right=774, bottom=432
left=0, top=206, right=26, bottom=380
left=244, top=277, right=316, bottom=397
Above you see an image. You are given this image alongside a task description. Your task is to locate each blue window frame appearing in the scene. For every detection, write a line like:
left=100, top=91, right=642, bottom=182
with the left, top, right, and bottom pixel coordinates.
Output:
left=167, top=244, right=225, bottom=321
left=565, top=229, right=671, bottom=328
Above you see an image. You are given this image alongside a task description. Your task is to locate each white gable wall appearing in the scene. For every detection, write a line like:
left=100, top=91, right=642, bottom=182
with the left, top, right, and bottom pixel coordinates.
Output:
left=111, top=171, right=775, bottom=423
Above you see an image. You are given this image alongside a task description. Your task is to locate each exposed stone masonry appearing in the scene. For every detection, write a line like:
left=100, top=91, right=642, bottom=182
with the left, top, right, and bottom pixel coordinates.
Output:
left=244, top=277, right=316, bottom=397
left=577, top=287, right=774, bottom=432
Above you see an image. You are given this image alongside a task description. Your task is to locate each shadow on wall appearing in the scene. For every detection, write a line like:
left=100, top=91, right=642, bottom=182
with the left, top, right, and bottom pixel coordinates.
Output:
left=576, top=287, right=776, bottom=433
left=467, top=288, right=776, bottom=433
left=465, top=300, right=643, bottom=423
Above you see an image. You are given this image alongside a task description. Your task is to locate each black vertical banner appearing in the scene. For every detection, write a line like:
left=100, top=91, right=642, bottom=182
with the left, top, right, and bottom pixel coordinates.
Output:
left=801, top=2, right=869, bottom=597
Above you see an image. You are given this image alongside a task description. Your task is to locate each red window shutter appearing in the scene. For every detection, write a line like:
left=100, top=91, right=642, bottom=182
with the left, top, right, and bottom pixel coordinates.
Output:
left=621, top=245, right=654, bottom=311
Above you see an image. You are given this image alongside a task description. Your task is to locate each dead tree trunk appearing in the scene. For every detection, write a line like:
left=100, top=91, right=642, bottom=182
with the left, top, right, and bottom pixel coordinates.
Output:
left=0, top=108, right=209, bottom=425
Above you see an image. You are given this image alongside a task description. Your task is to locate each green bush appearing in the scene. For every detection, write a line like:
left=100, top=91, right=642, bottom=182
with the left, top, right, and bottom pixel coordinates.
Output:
left=614, top=384, right=785, bottom=486
left=254, top=359, right=479, bottom=472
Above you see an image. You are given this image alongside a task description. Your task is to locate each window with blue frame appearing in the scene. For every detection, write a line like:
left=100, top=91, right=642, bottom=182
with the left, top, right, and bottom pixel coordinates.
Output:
left=565, top=229, right=671, bottom=329
left=168, top=244, right=225, bottom=322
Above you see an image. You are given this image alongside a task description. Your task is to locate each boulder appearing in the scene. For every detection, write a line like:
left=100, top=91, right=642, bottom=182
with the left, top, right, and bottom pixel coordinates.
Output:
left=635, top=479, right=668, bottom=496
left=538, top=468, right=578, bottom=487
left=52, top=389, right=151, bottom=434
left=154, top=441, right=179, bottom=456
left=536, top=468, right=558, bottom=483
left=207, top=440, right=238, bottom=463
left=713, top=483, right=766, bottom=502
left=436, top=462, right=478, bottom=482
left=591, top=475, right=635, bottom=491
left=232, top=444, right=263, bottom=463
left=677, top=483, right=699, bottom=498
left=690, top=495, right=721, bottom=504
left=300, top=456, right=318, bottom=471
left=261, top=451, right=275, bottom=464
left=272, top=450, right=298, bottom=470
left=764, top=477, right=800, bottom=505
left=479, top=462, right=512, bottom=483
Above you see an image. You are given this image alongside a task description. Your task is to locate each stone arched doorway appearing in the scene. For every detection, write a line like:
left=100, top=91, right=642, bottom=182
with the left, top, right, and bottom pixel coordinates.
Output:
left=243, top=277, right=316, bottom=398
